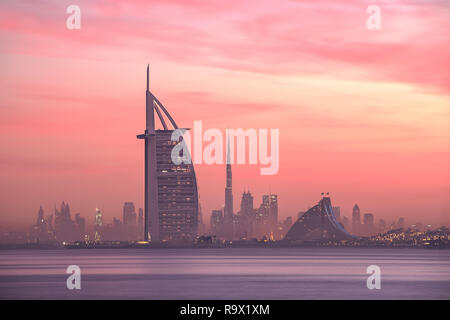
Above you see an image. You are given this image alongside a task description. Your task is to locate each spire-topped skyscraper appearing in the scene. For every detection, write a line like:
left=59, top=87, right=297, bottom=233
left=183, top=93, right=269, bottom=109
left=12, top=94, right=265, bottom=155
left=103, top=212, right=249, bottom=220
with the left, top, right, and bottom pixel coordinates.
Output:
left=223, top=137, right=234, bottom=238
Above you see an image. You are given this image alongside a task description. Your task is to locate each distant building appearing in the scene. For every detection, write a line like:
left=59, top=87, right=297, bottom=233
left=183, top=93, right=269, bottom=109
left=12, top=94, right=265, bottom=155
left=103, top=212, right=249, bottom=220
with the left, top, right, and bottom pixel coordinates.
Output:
left=253, top=194, right=278, bottom=239
left=94, top=208, right=103, bottom=241
left=378, top=219, right=387, bottom=233
left=363, top=213, right=375, bottom=235
left=210, top=209, right=223, bottom=237
left=138, top=208, right=143, bottom=239
left=237, top=191, right=254, bottom=239
left=95, top=208, right=103, bottom=227
left=74, top=213, right=86, bottom=239
left=223, top=139, right=234, bottom=239
left=36, top=206, right=44, bottom=226
left=123, top=202, right=137, bottom=227
left=30, top=206, right=52, bottom=243
left=269, top=194, right=278, bottom=231
left=54, top=201, right=79, bottom=242
left=123, top=202, right=137, bottom=240
left=397, top=217, right=405, bottom=229
left=197, top=203, right=206, bottom=235
left=352, top=204, right=361, bottom=234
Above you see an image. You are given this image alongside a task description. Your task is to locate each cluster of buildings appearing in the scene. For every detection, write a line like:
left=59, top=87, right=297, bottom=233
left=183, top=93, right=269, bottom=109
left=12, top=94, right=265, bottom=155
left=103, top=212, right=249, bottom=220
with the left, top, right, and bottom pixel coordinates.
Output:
left=208, top=149, right=292, bottom=240
left=347, top=204, right=406, bottom=236
left=30, top=202, right=86, bottom=243
left=210, top=192, right=287, bottom=241
left=363, top=227, right=450, bottom=247
left=29, top=202, right=145, bottom=243
left=93, top=203, right=144, bottom=241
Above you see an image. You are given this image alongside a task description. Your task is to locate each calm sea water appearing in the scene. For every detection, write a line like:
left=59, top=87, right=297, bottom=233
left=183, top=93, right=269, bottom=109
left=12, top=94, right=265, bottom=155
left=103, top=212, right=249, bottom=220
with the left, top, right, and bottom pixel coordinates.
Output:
left=0, top=248, right=449, bottom=299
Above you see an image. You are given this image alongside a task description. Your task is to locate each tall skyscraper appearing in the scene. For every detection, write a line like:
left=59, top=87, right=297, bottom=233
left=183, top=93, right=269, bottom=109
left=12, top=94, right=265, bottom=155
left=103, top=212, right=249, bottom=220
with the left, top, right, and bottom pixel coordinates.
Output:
left=54, top=201, right=79, bottom=242
left=238, top=190, right=254, bottom=238
left=352, top=204, right=361, bottom=234
left=123, top=202, right=137, bottom=226
left=240, top=191, right=254, bottom=216
left=197, top=203, right=206, bottom=235
left=269, top=194, right=278, bottom=230
left=95, top=208, right=103, bottom=227
left=397, top=217, right=405, bottom=229
left=223, top=138, right=234, bottom=239
left=94, top=207, right=103, bottom=241
left=378, top=218, right=386, bottom=233
left=138, top=208, right=143, bottom=237
left=36, top=206, right=44, bottom=225
left=31, top=206, right=51, bottom=243
left=210, top=209, right=223, bottom=237
left=137, top=66, right=199, bottom=241
left=123, top=202, right=137, bottom=240
left=363, top=213, right=374, bottom=235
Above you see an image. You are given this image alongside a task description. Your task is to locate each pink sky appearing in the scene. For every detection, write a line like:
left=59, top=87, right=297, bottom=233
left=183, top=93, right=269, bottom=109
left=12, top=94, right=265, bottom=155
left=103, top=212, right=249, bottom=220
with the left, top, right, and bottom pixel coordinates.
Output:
left=0, top=0, right=449, bottom=228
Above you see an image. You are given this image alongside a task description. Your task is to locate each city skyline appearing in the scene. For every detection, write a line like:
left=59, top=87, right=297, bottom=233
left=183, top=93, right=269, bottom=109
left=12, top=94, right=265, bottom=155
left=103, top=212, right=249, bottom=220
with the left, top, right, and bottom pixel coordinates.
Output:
left=1, top=0, right=449, bottom=229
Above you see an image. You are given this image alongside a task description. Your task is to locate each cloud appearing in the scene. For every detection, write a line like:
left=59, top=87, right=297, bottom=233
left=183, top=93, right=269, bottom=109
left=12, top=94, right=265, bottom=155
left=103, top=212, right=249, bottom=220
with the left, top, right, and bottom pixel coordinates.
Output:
left=0, top=0, right=448, bottom=93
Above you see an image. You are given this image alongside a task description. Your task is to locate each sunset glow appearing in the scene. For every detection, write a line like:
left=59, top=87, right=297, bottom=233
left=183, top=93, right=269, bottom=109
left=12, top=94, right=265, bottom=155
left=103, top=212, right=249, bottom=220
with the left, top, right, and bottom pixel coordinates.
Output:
left=0, top=0, right=449, bottom=228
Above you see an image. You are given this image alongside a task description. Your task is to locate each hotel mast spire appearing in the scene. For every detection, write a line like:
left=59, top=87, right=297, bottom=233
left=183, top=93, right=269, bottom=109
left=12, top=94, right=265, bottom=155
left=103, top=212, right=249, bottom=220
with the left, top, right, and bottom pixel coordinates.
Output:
left=138, top=65, right=159, bottom=241
left=146, top=64, right=149, bottom=91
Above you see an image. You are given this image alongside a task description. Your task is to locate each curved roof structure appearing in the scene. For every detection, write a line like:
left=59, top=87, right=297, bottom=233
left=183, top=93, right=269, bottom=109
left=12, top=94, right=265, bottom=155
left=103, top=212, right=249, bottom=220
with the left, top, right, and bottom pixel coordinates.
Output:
left=284, top=197, right=357, bottom=242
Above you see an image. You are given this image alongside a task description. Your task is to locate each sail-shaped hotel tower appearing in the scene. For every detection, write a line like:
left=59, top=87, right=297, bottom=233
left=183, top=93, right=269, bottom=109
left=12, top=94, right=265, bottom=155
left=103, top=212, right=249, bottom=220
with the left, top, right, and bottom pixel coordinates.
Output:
left=137, top=66, right=198, bottom=242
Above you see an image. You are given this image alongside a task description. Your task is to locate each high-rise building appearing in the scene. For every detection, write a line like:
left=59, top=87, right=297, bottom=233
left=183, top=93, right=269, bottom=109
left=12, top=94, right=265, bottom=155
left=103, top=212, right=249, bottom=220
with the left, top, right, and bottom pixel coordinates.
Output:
left=223, top=140, right=235, bottom=239
left=197, top=203, right=206, bottom=235
left=74, top=213, right=86, bottom=239
left=36, top=206, right=44, bottom=225
left=30, top=206, right=51, bottom=243
left=122, top=202, right=137, bottom=240
left=269, top=194, right=278, bottom=231
left=223, top=138, right=234, bottom=239
left=137, top=66, right=198, bottom=242
left=363, top=213, right=375, bottom=235
left=378, top=219, right=386, bottom=233
left=253, top=194, right=278, bottom=239
left=237, top=191, right=254, bottom=239
left=123, top=202, right=137, bottom=226
left=94, top=207, right=103, bottom=241
left=95, top=208, right=103, bottom=227
left=240, top=191, right=254, bottom=216
left=352, top=204, right=361, bottom=234
left=138, top=208, right=143, bottom=237
left=54, top=201, right=79, bottom=242
left=397, top=217, right=405, bottom=229
left=210, top=209, right=223, bottom=237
